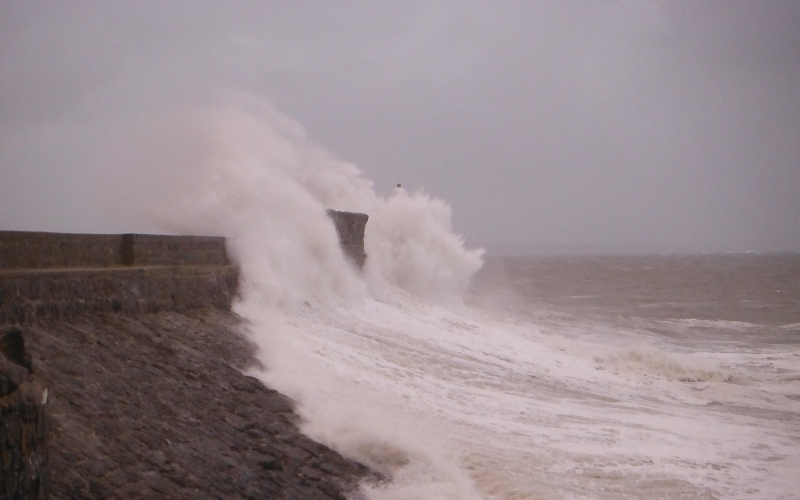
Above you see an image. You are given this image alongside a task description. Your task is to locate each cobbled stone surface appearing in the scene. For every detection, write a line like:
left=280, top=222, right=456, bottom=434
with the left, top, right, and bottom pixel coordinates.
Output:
left=23, top=311, right=374, bottom=500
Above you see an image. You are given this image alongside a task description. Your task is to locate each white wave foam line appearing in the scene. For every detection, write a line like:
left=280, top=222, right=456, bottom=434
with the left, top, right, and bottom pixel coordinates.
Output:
left=663, top=319, right=761, bottom=331
left=595, top=348, right=737, bottom=383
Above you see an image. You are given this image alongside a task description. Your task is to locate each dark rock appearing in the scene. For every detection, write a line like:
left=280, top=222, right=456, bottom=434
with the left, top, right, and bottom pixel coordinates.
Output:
left=0, top=327, right=48, bottom=500
left=0, top=327, right=33, bottom=371
left=0, top=357, right=30, bottom=396
left=260, top=457, right=285, bottom=471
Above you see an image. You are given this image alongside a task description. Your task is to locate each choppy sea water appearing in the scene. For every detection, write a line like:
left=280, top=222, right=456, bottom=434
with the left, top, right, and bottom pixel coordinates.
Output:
left=246, top=253, right=800, bottom=500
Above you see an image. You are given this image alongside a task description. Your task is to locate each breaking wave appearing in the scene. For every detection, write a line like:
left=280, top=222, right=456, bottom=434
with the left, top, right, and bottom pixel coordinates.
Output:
left=124, top=97, right=800, bottom=500
left=122, top=97, right=483, bottom=309
left=121, top=97, right=490, bottom=498
left=596, top=348, right=738, bottom=383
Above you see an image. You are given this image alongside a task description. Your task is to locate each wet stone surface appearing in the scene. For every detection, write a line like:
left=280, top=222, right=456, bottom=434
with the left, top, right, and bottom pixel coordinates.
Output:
left=23, top=311, right=373, bottom=499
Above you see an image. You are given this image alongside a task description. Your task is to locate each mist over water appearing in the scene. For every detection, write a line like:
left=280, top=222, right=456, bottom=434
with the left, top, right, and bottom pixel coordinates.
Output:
left=119, top=98, right=483, bottom=306
left=135, top=102, right=800, bottom=499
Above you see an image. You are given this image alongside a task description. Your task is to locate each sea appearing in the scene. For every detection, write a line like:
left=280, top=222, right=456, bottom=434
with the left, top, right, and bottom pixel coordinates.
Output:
left=238, top=252, right=799, bottom=500
left=150, top=103, right=800, bottom=499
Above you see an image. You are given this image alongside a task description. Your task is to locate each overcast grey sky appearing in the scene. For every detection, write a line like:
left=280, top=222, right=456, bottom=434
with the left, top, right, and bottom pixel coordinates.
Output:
left=1, top=1, right=798, bottom=253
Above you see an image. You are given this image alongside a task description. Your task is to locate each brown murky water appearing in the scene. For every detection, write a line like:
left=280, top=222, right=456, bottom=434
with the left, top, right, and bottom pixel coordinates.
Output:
left=471, top=253, right=800, bottom=346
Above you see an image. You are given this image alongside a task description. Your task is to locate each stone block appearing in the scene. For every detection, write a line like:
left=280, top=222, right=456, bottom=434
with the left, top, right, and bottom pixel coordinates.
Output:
left=326, top=210, right=368, bottom=269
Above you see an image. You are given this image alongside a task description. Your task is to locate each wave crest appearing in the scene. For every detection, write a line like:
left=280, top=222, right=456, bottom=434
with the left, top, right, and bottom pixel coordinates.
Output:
left=122, top=97, right=482, bottom=306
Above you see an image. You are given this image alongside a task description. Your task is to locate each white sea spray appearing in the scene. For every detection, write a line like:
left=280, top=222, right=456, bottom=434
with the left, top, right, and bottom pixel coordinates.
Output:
left=127, top=99, right=800, bottom=499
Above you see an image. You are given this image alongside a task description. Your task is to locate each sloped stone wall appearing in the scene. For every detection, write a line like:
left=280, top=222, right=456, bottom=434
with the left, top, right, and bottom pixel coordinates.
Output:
left=26, top=311, right=374, bottom=500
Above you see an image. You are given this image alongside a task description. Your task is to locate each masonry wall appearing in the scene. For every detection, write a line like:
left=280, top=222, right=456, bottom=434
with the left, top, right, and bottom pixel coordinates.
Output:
left=120, top=234, right=230, bottom=266
left=0, top=231, right=238, bottom=325
left=0, top=229, right=375, bottom=499
left=0, top=231, right=230, bottom=270
left=0, top=266, right=239, bottom=324
left=0, top=218, right=367, bottom=324
left=0, top=232, right=123, bottom=270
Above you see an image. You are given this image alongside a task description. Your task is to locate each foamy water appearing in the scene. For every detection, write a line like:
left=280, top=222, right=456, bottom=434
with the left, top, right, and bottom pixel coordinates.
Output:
left=139, top=100, right=800, bottom=499
left=239, top=287, right=800, bottom=500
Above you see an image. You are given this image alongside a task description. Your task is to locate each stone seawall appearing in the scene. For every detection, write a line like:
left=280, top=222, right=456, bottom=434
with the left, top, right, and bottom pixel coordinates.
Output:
left=119, top=234, right=230, bottom=267
left=0, top=231, right=375, bottom=498
left=0, top=231, right=238, bottom=325
left=0, top=266, right=239, bottom=325
left=0, top=231, right=230, bottom=270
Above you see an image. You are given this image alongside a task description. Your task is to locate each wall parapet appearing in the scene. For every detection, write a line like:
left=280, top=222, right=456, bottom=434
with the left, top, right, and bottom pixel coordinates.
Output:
left=0, top=231, right=230, bottom=270
left=0, top=231, right=238, bottom=324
